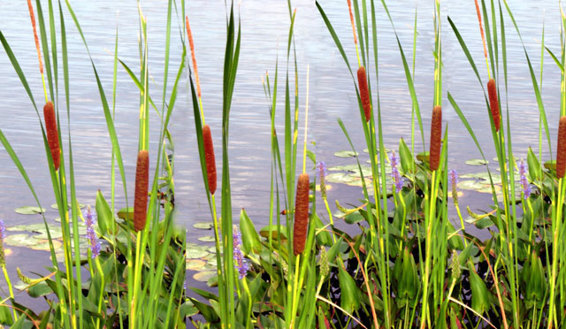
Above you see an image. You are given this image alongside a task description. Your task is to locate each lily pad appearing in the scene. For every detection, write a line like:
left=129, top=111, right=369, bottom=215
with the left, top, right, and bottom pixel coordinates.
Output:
left=186, top=248, right=209, bottom=259
left=259, top=225, right=288, bottom=240
left=193, top=271, right=216, bottom=283
left=4, top=234, right=36, bottom=247
left=186, top=259, right=207, bottom=271
left=457, top=180, right=487, bottom=191
left=197, top=236, right=216, bottom=243
left=50, top=203, right=86, bottom=210
left=117, top=207, right=134, bottom=221
left=465, top=159, right=488, bottom=166
left=334, top=150, right=358, bottom=158
left=30, top=239, right=62, bottom=251
left=7, top=223, right=46, bottom=232
left=15, top=206, right=45, bottom=215
left=193, top=222, right=213, bottom=230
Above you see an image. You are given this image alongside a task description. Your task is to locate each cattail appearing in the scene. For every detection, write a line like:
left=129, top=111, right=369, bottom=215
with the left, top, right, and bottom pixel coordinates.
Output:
left=487, top=79, right=501, bottom=132
left=26, top=0, right=43, bottom=74
left=556, top=116, right=566, bottom=179
left=357, top=66, right=371, bottom=122
left=202, top=125, right=217, bottom=195
left=134, top=150, right=149, bottom=232
left=347, top=0, right=357, bottom=45
left=429, top=105, right=442, bottom=171
left=293, top=173, right=310, bottom=256
left=185, top=16, right=201, bottom=98
left=43, top=101, right=60, bottom=170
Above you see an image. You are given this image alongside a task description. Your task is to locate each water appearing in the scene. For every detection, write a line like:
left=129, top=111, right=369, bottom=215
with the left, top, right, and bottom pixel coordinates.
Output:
left=0, top=0, right=562, bottom=298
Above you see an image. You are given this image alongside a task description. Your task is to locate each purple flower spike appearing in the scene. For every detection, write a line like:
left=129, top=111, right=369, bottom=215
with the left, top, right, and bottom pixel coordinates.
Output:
left=449, top=169, right=459, bottom=202
left=389, top=152, right=404, bottom=192
left=519, top=160, right=531, bottom=200
left=317, top=161, right=328, bottom=198
left=233, top=226, right=249, bottom=279
left=85, top=206, right=101, bottom=259
left=0, top=220, right=6, bottom=266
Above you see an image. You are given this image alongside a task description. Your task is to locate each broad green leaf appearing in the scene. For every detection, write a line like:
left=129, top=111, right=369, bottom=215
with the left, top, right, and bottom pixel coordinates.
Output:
left=96, top=190, right=115, bottom=235
left=240, top=209, right=261, bottom=254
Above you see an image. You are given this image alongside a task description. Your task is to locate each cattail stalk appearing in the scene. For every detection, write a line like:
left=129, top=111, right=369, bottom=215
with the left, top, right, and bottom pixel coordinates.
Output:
left=556, top=116, right=566, bottom=179
left=357, top=66, right=371, bottom=122
left=429, top=105, right=442, bottom=171
left=347, top=0, right=357, bottom=45
left=202, top=125, right=217, bottom=195
left=487, top=79, right=500, bottom=132
left=134, top=150, right=149, bottom=232
left=26, top=0, right=43, bottom=75
left=43, top=101, right=60, bottom=171
left=185, top=16, right=201, bottom=98
left=293, top=173, right=310, bottom=256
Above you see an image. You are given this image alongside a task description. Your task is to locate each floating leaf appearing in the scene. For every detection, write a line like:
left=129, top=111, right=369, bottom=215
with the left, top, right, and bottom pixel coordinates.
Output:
left=186, top=248, right=209, bottom=259
left=259, top=225, right=288, bottom=240
left=7, top=224, right=46, bottom=232
left=457, top=180, right=487, bottom=191
left=4, top=234, right=35, bottom=247
left=117, top=207, right=134, bottom=221
left=29, top=240, right=62, bottom=251
left=334, top=150, right=358, bottom=158
left=193, top=222, right=213, bottom=230
left=14, top=206, right=45, bottom=215
left=186, top=259, right=207, bottom=271
left=465, top=159, right=488, bottom=166
left=197, top=236, right=215, bottom=243
left=193, top=271, right=216, bottom=282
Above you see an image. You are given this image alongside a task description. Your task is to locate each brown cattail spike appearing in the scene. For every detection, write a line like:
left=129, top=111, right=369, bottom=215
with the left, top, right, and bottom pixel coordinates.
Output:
left=43, top=101, right=60, bottom=170
left=556, top=116, right=566, bottom=179
left=293, top=173, right=310, bottom=256
left=134, top=150, right=149, bottom=232
left=202, top=125, right=217, bottom=195
left=357, top=66, right=371, bottom=122
left=487, top=79, right=501, bottom=132
left=429, top=105, right=442, bottom=171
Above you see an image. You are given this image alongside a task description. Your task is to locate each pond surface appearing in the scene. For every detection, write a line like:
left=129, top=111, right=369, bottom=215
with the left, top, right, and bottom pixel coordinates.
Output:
left=0, top=0, right=562, bottom=292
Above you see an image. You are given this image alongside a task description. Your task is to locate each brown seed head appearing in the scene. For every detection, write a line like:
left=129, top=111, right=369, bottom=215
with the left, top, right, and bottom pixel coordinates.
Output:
left=134, top=150, right=149, bottom=232
left=487, top=78, right=500, bottom=132
left=429, top=105, right=442, bottom=171
left=293, top=173, right=310, bottom=256
left=203, top=125, right=217, bottom=195
left=556, top=116, right=566, bottom=179
left=43, top=101, right=60, bottom=170
left=357, top=66, right=371, bottom=122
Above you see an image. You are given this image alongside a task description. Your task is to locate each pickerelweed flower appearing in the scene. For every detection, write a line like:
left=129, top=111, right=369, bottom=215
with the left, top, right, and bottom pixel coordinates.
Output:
left=317, top=161, right=328, bottom=199
left=449, top=169, right=459, bottom=202
left=0, top=220, right=6, bottom=267
left=233, top=226, right=249, bottom=279
left=390, top=151, right=404, bottom=193
left=85, top=206, right=101, bottom=258
left=519, top=160, right=531, bottom=200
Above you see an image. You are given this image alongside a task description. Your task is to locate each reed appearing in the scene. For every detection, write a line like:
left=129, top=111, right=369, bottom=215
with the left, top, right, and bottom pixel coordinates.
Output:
left=487, top=78, right=500, bottom=132
left=133, top=149, right=149, bottom=232
left=185, top=15, right=201, bottom=98
left=43, top=101, right=60, bottom=171
left=202, top=124, right=217, bottom=195
left=357, top=66, right=371, bottom=122
left=429, top=105, right=442, bottom=171
left=556, top=116, right=566, bottom=178
left=293, top=173, right=309, bottom=255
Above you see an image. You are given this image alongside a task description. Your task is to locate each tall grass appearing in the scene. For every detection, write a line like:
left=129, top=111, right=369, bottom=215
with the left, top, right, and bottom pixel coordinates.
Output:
left=1, top=0, right=566, bottom=328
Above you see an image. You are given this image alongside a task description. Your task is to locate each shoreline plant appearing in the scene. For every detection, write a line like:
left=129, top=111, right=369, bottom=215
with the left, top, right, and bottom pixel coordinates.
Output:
left=1, top=0, right=566, bottom=328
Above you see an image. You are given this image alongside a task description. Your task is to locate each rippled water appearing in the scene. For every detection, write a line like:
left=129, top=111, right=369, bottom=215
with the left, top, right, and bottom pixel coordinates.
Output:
left=0, top=0, right=562, bottom=288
